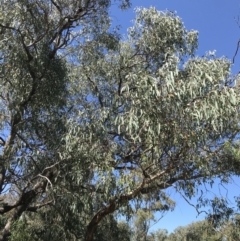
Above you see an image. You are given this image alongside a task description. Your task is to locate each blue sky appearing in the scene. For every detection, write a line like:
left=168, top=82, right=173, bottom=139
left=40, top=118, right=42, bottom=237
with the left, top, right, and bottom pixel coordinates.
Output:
left=110, top=0, right=240, bottom=233
left=111, top=0, right=240, bottom=74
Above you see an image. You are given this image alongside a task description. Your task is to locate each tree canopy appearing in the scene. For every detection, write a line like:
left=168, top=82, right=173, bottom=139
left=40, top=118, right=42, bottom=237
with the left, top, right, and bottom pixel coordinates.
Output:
left=0, top=1, right=239, bottom=240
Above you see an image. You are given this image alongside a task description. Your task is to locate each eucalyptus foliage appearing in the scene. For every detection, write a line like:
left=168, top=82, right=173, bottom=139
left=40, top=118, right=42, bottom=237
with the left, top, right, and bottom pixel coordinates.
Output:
left=150, top=217, right=240, bottom=241
left=0, top=2, right=239, bottom=241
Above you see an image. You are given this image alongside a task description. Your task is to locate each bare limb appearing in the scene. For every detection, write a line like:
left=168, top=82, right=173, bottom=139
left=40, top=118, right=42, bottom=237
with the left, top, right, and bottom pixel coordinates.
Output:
left=233, top=39, right=240, bottom=64
left=38, top=174, right=53, bottom=188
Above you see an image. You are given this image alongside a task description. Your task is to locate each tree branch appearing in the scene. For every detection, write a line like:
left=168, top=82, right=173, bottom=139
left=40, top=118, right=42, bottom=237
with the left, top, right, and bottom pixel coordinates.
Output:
left=27, top=200, right=53, bottom=212
left=233, top=39, right=240, bottom=64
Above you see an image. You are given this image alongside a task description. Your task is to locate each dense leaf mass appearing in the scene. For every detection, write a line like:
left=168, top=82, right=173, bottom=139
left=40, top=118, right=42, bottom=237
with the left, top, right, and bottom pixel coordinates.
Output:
left=0, top=1, right=239, bottom=241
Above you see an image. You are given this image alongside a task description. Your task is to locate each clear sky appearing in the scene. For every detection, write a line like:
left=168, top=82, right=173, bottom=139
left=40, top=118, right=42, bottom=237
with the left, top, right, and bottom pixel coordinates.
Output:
left=110, top=0, right=240, bottom=233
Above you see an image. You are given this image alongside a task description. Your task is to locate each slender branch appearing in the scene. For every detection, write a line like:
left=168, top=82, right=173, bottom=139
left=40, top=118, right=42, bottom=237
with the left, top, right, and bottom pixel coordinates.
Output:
left=114, top=166, right=136, bottom=170
left=51, top=0, right=62, bottom=13
left=38, top=174, right=53, bottom=188
left=27, top=200, right=53, bottom=212
left=15, top=133, right=32, bottom=150
left=174, top=186, right=208, bottom=216
left=87, top=76, right=104, bottom=107
left=233, top=39, right=240, bottom=64
left=0, top=137, right=5, bottom=146
left=118, top=69, right=123, bottom=96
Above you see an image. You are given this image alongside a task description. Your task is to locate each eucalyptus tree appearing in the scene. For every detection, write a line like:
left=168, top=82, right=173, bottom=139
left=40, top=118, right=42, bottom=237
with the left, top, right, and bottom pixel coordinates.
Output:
left=166, top=221, right=221, bottom=241
left=65, top=7, right=240, bottom=241
left=152, top=229, right=169, bottom=241
left=0, top=2, right=240, bottom=241
left=0, top=0, right=130, bottom=240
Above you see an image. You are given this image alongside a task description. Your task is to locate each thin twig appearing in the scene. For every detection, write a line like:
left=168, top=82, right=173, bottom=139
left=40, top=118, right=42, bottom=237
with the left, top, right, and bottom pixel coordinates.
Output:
left=233, top=39, right=240, bottom=64
left=38, top=174, right=53, bottom=188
